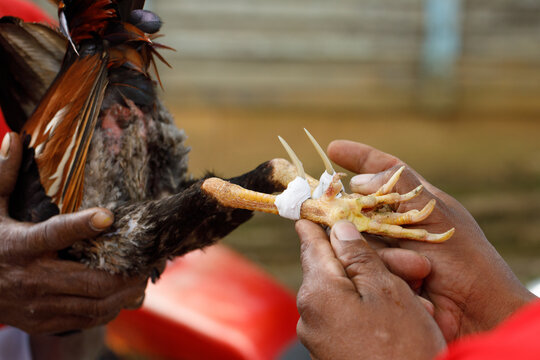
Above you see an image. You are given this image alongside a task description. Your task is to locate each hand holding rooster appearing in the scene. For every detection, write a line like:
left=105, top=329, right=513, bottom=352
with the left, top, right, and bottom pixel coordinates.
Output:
left=0, top=133, right=147, bottom=334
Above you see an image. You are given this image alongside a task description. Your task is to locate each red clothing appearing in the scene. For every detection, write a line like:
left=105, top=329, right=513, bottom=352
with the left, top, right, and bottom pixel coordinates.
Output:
left=0, top=0, right=54, bottom=138
left=0, top=110, right=8, bottom=138
left=438, top=300, right=540, bottom=360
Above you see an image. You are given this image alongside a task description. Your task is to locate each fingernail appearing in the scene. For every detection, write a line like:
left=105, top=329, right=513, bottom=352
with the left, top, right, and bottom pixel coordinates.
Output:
left=91, top=211, right=114, bottom=230
left=333, top=221, right=361, bottom=241
left=0, top=133, right=11, bottom=159
left=351, top=174, right=375, bottom=187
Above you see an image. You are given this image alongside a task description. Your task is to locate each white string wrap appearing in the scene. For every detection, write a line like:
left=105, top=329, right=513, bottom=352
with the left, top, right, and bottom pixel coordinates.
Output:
left=312, top=172, right=343, bottom=199
left=274, top=177, right=312, bottom=220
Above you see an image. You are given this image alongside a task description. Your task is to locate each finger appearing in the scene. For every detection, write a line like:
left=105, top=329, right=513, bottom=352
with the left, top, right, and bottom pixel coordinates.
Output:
left=14, top=297, right=122, bottom=335
left=351, top=164, right=421, bottom=194
left=20, top=208, right=114, bottom=255
left=16, top=258, right=146, bottom=299
left=330, top=222, right=430, bottom=310
left=350, top=169, right=398, bottom=195
left=296, top=220, right=356, bottom=322
left=352, top=166, right=445, bottom=223
left=329, top=140, right=444, bottom=198
left=52, top=265, right=147, bottom=299
left=327, top=140, right=401, bottom=175
left=329, top=221, right=390, bottom=292
left=0, top=133, right=23, bottom=213
left=70, top=283, right=146, bottom=319
left=348, top=173, right=378, bottom=194
left=376, top=248, right=431, bottom=282
left=30, top=281, right=146, bottom=323
left=296, top=220, right=347, bottom=280
left=125, top=293, right=146, bottom=310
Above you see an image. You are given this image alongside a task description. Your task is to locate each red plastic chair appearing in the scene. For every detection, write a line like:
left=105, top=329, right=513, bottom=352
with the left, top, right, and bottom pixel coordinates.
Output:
left=107, top=245, right=299, bottom=359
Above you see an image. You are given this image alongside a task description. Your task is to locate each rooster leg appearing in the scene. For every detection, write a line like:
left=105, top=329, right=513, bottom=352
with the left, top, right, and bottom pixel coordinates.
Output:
left=260, top=158, right=319, bottom=191
left=201, top=176, right=454, bottom=243
left=201, top=132, right=454, bottom=244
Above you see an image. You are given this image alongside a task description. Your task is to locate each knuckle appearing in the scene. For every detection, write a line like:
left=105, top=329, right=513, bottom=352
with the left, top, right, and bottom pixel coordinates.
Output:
left=296, top=291, right=312, bottom=317
left=296, top=318, right=323, bottom=355
left=299, top=237, right=311, bottom=255
left=296, top=285, right=324, bottom=320
left=42, top=219, right=60, bottom=247
left=40, top=214, right=89, bottom=251
left=12, top=267, right=41, bottom=298
left=299, top=233, right=320, bottom=253
left=344, top=259, right=372, bottom=280
left=16, top=226, right=33, bottom=255
left=296, top=319, right=308, bottom=342
left=25, top=279, right=40, bottom=298
left=340, top=249, right=378, bottom=273
left=90, top=301, right=110, bottom=319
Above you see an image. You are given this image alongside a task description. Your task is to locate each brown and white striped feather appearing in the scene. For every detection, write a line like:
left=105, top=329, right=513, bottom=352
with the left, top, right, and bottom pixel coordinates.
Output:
left=0, top=19, right=66, bottom=130
left=22, top=52, right=108, bottom=214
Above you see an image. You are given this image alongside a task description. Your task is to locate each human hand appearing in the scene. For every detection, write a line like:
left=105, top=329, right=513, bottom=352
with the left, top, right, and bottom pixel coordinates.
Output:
left=327, top=140, right=537, bottom=341
left=296, top=220, right=446, bottom=360
left=0, top=133, right=147, bottom=334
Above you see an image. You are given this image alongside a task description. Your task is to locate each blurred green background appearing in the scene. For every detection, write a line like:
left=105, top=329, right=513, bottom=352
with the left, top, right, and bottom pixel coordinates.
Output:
left=33, top=0, right=540, bottom=290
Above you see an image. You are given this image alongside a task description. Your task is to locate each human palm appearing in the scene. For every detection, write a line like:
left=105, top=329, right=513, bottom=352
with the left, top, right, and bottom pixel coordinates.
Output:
left=327, top=140, right=536, bottom=341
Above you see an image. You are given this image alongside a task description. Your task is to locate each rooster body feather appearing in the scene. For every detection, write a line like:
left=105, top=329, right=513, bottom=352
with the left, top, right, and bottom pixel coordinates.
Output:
left=0, top=1, right=284, bottom=277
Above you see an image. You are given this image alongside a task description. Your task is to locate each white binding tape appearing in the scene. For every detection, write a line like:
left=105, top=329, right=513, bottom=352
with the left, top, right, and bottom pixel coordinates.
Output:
left=312, top=172, right=343, bottom=199
left=274, top=177, right=312, bottom=220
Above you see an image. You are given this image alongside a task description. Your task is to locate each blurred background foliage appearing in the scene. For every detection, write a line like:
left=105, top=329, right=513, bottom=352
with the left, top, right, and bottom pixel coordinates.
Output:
left=34, top=0, right=540, bottom=290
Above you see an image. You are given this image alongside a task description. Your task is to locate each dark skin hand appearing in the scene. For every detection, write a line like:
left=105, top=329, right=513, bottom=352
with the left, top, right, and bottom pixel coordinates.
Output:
left=296, top=220, right=446, bottom=360
left=0, top=133, right=147, bottom=334
left=326, top=140, right=537, bottom=341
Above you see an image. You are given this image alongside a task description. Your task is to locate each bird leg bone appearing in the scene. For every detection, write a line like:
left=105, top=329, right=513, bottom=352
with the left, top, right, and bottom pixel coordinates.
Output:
left=201, top=131, right=454, bottom=243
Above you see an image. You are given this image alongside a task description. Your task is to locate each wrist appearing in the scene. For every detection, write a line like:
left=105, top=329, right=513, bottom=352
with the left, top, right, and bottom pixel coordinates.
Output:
left=462, top=282, right=537, bottom=336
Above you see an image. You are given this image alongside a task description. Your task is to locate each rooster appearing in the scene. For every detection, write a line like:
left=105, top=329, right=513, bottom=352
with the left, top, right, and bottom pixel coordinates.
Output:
left=0, top=0, right=452, bottom=280
left=0, top=0, right=287, bottom=279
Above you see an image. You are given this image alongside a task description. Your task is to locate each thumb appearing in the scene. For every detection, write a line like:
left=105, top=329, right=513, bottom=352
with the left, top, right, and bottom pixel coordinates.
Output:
left=349, top=165, right=421, bottom=195
left=329, top=221, right=390, bottom=292
left=0, top=133, right=23, bottom=213
left=21, top=208, right=114, bottom=256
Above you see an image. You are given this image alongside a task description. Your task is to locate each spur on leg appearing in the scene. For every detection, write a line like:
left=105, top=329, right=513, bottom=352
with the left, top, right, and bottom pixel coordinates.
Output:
left=202, top=130, right=454, bottom=243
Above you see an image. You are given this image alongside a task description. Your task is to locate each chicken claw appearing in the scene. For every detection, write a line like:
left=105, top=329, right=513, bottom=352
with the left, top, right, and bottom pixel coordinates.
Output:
left=202, top=132, right=454, bottom=243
